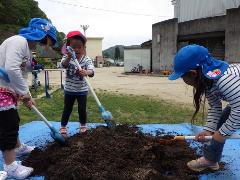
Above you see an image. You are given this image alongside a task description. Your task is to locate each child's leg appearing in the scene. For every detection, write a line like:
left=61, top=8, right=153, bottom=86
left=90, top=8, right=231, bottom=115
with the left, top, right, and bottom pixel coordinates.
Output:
left=76, top=95, right=87, bottom=125
left=16, top=138, right=21, bottom=148
left=14, top=138, right=35, bottom=157
left=61, top=94, right=76, bottom=127
left=202, top=105, right=230, bottom=163
left=187, top=105, right=230, bottom=171
left=3, top=150, right=15, bottom=165
left=0, top=109, right=19, bottom=165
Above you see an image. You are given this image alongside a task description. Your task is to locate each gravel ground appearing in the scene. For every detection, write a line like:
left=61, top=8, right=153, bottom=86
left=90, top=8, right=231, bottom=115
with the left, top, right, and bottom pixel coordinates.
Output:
left=28, top=67, right=194, bottom=105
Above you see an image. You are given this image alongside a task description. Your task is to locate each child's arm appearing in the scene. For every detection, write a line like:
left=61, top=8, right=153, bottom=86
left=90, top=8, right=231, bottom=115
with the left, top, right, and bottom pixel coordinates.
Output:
left=78, top=69, right=94, bottom=77
left=5, top=38, right=29, bottom=96
left=217, top=74, right=240, bottom=136
left=85, top=57, right=95, bottom=77
left=204, top=95, right=222, bottom=133
left=60, top=53, right=72, bottom=68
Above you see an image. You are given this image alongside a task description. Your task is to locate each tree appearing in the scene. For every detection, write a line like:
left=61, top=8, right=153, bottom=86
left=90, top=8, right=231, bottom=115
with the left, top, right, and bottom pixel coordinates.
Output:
left=114, top=46, right=120, bottom=60
left=103, top=51, right=110, bottom=58
left=0, top=0, right=47, bottom=26
left=0, top=0, right=64, bottom=57
left=52, top=31, right=66, bottom=54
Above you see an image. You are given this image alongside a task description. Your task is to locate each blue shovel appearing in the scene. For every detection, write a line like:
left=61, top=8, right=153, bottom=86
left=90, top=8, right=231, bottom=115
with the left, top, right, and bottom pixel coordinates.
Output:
left=0, top=67, right=66, bottom=145
left=31, top=105, right=66, bottom=145
left=66, top=46, right=116, bottom=128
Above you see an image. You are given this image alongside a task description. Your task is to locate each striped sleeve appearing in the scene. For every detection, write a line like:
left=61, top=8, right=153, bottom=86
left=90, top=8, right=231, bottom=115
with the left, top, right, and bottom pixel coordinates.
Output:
left=84, top=56, right=95, bottom=77
left=85, top=56, right=95, bottom=70
left=204, top=88, right=222, bottom=133
left=216, top=74, right=240, bottom=136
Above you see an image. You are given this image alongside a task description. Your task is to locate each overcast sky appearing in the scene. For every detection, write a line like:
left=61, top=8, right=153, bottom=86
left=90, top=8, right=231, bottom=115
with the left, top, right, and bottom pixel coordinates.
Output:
left=36, top=0, right=174, bottom=50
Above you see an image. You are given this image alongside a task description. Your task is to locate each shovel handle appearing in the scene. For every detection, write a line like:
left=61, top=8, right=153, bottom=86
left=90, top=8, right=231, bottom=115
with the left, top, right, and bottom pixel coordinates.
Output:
left=174, top=134, right=240, bottom=140
left=31, top=105, right=53, bottom=129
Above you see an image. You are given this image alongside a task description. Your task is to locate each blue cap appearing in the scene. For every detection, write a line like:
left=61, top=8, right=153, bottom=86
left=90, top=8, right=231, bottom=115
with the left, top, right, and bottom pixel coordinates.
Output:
left=169, top=44, right=229, bottom=80
left=19, top=18, right=57, bottom=45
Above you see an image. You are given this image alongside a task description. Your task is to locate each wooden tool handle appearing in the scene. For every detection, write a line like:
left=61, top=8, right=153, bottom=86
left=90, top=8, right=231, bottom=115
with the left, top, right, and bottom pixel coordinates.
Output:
left=174, top=134, right=240, bottom=140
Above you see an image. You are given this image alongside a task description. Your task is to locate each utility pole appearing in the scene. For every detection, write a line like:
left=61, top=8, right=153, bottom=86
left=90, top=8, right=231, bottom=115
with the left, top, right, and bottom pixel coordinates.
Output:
left=80, top=25, right=89, bottom=36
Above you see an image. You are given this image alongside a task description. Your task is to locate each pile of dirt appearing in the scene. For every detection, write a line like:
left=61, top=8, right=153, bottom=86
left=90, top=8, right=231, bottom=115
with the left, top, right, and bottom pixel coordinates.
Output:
left=23, top=125, right=200, bottom=180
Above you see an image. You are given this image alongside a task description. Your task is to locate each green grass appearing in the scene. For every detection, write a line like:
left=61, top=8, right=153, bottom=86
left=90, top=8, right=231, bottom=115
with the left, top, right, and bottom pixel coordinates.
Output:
left=29, top=85, right=53, bottom=98
left=18, top=89, right=206, bottom=125
left=29, top=86, right=45, bottom=98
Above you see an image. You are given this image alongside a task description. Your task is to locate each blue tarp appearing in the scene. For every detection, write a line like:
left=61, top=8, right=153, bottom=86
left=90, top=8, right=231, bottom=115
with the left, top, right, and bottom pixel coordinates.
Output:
left=1, top=121, right=240, bottom=180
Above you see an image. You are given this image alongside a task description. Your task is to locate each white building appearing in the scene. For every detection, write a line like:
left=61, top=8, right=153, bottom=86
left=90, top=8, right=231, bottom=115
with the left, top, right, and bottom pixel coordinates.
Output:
left=124, top=47, right=151, bottom=73
left=86, top=37, right=103, bottom=60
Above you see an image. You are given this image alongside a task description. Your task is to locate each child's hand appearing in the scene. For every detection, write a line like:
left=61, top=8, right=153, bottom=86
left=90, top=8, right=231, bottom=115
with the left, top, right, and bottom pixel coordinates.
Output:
left=21, top=93, right=35, bottom=109
left=212, top=131, right=225, bottom=143
left=77, top=69, right=88, bottom=76
left=195, top=130, right=214, bottom=141
left=66, top=52, right=72, bottom=60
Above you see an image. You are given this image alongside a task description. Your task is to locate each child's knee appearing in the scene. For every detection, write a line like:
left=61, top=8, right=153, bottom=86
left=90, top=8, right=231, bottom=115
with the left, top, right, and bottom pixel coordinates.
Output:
left=0, top=131, right=18, bottom=151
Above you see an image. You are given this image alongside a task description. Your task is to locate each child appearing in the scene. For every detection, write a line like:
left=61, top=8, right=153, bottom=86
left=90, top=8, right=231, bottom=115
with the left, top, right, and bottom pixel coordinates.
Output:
left=60, top=31, right=95, bottom=137
left=31, top=57, right=44, bottom=89
left=0, top=18, right=57, bottom=179
left=169, top=44, right=240, bottom=172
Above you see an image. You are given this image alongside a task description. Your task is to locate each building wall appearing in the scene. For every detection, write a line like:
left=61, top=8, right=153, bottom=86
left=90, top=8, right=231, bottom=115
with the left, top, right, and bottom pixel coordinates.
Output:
left=178, top=7, right=240, bottom=62
left=174, top=0, right=240, bottom=22
left=124, top=48, right=151, bottom=72
left=225, top=8, right=240, bottom=62
left=152, top=18, right=178, bottom=73
left=152, top=7, right=240, bottom=72
left=178, top=16, right=226, bottom=60
left=86, top=37, right=103, bottom=60
left=178, top=16, right=225, bottom=36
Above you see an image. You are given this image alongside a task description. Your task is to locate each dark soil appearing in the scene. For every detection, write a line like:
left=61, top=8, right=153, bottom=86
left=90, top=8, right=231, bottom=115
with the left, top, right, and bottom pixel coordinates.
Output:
left=23, top=125, right=201, bottom=180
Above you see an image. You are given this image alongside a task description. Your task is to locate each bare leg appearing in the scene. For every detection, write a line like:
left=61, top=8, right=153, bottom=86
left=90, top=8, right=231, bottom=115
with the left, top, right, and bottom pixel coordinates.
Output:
left=15, top=137, right=21, bottom=148
left=3, top=149, right=15, bottom=165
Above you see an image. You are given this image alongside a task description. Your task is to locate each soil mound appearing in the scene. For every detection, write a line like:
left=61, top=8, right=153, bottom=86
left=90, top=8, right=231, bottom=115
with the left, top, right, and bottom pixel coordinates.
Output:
left=23, top=125, right=200, bottom=180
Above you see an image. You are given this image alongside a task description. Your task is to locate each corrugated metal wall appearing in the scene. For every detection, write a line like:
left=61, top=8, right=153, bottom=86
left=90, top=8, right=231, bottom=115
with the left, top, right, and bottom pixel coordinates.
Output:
left=175, top=0, right=240, bottom=22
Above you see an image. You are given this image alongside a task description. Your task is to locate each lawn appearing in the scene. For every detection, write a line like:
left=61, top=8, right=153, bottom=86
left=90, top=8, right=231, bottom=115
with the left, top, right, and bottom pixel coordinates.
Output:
left=18, top=89, right=206, bottom=125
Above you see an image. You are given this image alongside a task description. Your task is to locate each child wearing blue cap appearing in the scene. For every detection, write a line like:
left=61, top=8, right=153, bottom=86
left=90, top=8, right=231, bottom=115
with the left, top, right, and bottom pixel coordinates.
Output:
left=59, top=31, right=95, bottom=137
left=169, top=44, right=240, bottom=172
left=0, top=18, right=57, bottom=179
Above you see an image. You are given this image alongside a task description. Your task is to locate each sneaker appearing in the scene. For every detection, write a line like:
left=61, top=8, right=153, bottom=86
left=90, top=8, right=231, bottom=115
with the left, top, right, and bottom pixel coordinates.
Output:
left=59, top=126, right=68, bottom=138
left=0, top=171, right=7, bottom=180
left=4, top=161, right=33, bottom=179
left=15, top=144, right=35, bottom=157
left=187, top=157, right=219, bottom=172
left=80, top=125, right=87, bottom=133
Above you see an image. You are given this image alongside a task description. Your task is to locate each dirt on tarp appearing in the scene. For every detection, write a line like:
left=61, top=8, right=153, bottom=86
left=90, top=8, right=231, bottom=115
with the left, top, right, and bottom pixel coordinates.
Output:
left=23, top=125, right=201, bottom=180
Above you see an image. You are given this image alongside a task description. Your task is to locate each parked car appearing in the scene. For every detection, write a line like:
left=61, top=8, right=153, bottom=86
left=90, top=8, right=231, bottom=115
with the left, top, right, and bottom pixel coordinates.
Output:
left=116, top=61, right=124, bottom=66
left=105, top=59, right=115, bottom=67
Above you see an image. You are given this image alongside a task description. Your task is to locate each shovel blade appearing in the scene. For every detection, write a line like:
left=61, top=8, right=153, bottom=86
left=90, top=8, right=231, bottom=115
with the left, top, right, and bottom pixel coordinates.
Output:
left=101, top=111, right=116, bottom=127
left=50, top=128, right=67, bottom=145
